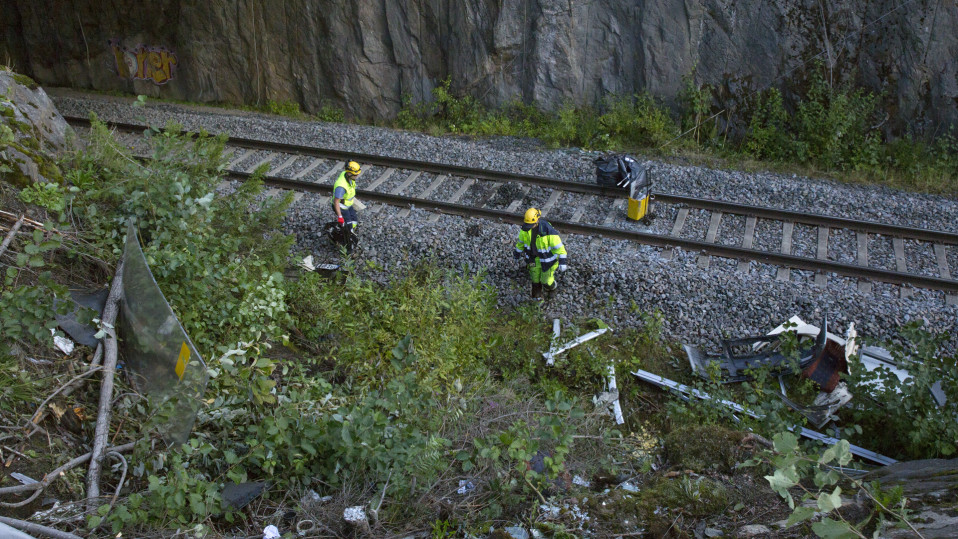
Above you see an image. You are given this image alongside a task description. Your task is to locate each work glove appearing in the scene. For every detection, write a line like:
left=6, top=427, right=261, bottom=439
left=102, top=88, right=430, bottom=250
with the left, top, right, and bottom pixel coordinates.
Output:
left=337, top=216, right=345, bottom=225
left=558, top=264, right=568, bottom=272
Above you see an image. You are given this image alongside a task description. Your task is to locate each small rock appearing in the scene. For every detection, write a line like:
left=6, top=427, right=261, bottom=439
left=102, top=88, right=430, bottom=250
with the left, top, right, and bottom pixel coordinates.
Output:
left=736, top=524, right=770, bottom=537
left=705, top=528, right=723, bottom=537
left=503, top=526, right=529, bottom=539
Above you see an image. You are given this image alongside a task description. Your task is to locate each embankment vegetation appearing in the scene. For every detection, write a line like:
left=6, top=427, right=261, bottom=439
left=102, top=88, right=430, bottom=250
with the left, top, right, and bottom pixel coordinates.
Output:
left=1, top=106, right=955, bottom=537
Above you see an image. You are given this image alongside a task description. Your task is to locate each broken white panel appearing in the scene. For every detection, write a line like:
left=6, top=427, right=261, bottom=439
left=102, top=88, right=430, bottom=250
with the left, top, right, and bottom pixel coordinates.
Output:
left=542, top=327, right=610, bottom=364
left=764, top=315, right=845, bottom=346
left=606, top=363, right=625, bottom=424
left=546, top=319, right=561, bottom=366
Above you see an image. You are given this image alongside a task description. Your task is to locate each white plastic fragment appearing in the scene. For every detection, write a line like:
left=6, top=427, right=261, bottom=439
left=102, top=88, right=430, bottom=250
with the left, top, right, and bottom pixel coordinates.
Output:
left=457, top=479, right=476, bottom=494
left=619, top=481, right=639, bottom=493
left=572, top=475, right=591, bottom=487
left=263, top=525, right=281, bottom=539
left=299, top=255, right=316, bottom=271
left=50, top=328, right=74, bottom=355
left=546, top=318, right=561, bottom=366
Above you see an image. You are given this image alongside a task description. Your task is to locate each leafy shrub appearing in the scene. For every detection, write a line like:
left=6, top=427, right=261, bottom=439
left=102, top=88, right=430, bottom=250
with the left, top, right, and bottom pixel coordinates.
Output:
left=678, top=70, right=716, bottom=145
left=745, top=88, right=803, bottom=162
left=66, top=117, right=294, bottom=355
left=18, top=181, right=65, bottom=211
left=843, top=322, right=958, bottom=459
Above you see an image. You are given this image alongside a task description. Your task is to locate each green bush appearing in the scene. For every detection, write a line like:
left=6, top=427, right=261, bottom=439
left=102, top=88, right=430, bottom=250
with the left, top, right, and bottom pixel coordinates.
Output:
left=843, top=322, right=958, bottom=459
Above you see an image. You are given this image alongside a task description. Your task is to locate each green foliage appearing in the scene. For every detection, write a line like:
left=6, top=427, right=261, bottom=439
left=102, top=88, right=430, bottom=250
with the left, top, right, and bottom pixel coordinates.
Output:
left=793, top=67, right=881, bottom=171
left=66, top=118, right=294, bottom=355
left=265, top=99, right=301, bottom=117
left=18, top=181, right=65, bottom=211
left=745, top=88, right=802, bottom=162
left=741, top=432, right=915, bottom=539
left=597, top=94, right=680, bottom=150
left=1, top=228, right=67, bottom=348
left=285, top=264, right=499, bottom=387
left=316, top=100, right=346, bottom=123
left=678, top=70, right=716, bottom=145
left=843, top=322, right=958, bottom=459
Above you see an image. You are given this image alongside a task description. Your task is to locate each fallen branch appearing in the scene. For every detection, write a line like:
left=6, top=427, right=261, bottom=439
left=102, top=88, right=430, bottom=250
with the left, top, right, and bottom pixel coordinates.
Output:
left=30, top=350, right=104, bottom=426
left=89, top=451, right=128, bottom=533
left=0, top=215, right=25, bottom=259
left=0, top=516, right=82, bottom=539
left=86, top=259, right=125, bottom=507
left=0, top=441, right=136, bottom=507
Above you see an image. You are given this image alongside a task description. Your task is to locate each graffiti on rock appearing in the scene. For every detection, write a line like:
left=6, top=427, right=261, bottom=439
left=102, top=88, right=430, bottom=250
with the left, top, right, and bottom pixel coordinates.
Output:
left=109, top=39, right=178, bottom=85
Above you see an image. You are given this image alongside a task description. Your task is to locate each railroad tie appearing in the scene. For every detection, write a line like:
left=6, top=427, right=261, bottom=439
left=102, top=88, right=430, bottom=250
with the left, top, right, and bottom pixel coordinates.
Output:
left=292, top=158, right=326, bottom=180
left=270, top=155, right=299, bottom=176
left=569, top=196, right=592, bottom=223
left=428, top=178, right=475, bottom=223
left=478, top=181, right=503, bottom=208
left=590, top=199, right=625, bottom=251
left=856, top=232, right=872, bottom=295
left=394, top=172, right=422, bottom=218
left=814, top=226, right=829, bottom=287
left=662, top=208, right=690, bottom=261
left=363, top=168, right=397, bottom=214
left=697, top=211, right=723, bottom=269
left=504, top=185, right=532, bottom=214
left=227, top=148, right=255, bottom=170
left=736, top=216, right=757, bottom=273
left=892, top=237, right=911, bottom=298
left=933, top=243, right=957, bottom=305
left=250, top=152, right=277, bottom=172
left=540, top=190, right=563, bottom=216
left=776, top=221, right=794, bottom=282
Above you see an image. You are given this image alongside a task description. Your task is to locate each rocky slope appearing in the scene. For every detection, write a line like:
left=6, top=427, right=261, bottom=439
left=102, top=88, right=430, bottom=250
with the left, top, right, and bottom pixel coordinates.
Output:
left=2, top=0, right=957, bottom=136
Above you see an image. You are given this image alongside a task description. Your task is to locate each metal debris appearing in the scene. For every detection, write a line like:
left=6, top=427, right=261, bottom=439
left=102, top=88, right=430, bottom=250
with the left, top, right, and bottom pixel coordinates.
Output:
left=631, top=368, right=897, bottom=466
left=543, top=326, right=611, bottom=365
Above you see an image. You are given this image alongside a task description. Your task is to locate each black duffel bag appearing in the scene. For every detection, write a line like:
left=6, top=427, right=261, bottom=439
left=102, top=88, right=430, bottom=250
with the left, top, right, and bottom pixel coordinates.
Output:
left=593, top=154, right=642, bottom=188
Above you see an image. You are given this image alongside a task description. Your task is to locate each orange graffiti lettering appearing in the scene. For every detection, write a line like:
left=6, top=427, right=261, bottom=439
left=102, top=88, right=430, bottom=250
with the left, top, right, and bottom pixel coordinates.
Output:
left=108, top=39, right=178, bottom=85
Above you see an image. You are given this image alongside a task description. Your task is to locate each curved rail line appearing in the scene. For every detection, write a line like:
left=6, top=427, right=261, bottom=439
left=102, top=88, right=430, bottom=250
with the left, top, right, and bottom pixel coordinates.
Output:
left=66, top=115, right=958, bottom=296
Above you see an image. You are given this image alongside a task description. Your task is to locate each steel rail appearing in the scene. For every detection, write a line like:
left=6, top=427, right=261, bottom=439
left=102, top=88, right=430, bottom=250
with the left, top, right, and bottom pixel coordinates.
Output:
left=235, top=170, right=958, bottom=294
left=66, top=115, right=958, bottom=245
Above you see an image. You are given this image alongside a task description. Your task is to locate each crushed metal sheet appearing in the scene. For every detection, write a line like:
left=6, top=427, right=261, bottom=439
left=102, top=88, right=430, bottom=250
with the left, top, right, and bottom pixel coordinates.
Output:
left=543, top=327, right=610, bottom=364
left=222, top=481, right=267, bottom=509
left=631, top=368, right=897, bottom=466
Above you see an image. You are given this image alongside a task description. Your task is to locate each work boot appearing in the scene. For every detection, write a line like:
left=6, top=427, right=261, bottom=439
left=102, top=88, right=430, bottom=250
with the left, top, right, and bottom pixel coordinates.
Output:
left=531, top=283, right=543, bottom=300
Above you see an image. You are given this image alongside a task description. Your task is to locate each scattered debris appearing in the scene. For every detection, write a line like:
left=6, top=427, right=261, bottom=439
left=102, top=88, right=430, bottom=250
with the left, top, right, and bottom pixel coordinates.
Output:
left=593, top=363, right=626, bottom=424
left=631, top=368, right=897, bottom=466
left=10, top=473, right=37, bottom=486
left=619, top=481, right=640, bottom=493
left=343, top=505, right=371, bottom=534
left=572, top=475, right=591, bottom=488
left=457, top=480, right=476, bottom=495
left=262, top=524, right=281, bottom=539
left=222, top=482, right=267, bottom=510
left=503, top=526, right=530, bottom=539
left=51, top=329, right=74, bottom=356
left=54, top=288, right=108, bottom=347
left=857, top=345, right=949, bottom=407
left=299, top=254, right=339, bottom=273
left=543, top=326, right=610, bottom=365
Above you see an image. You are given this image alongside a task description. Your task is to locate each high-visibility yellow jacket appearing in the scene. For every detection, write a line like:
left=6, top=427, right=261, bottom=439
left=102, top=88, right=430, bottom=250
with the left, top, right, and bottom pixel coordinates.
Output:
left=514, top=221, right=567, bottom=269
left=331, top=172, right=356, bottom=207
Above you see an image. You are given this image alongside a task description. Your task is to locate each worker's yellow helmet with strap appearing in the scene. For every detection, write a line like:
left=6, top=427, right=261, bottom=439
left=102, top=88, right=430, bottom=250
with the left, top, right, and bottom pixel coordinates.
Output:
left=346, top=161, right=362, bottom=176
left=523, top=207, right=541, bottom=224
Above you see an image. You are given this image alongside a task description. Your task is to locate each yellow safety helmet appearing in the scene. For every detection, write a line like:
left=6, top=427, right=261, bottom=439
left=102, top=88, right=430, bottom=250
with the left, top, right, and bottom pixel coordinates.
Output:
left=346, top=161, right=362, bottom=176
left=523, top=207, right=541, bottom=224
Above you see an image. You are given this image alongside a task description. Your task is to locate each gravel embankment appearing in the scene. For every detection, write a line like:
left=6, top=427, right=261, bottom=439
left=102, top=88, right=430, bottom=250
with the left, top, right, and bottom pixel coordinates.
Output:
left=50, top=90, right=958, bottom=355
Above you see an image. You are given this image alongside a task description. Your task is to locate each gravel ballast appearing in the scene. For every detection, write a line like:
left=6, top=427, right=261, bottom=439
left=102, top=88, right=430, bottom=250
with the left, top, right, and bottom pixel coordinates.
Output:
left=50, top=91, right=958, bottom=355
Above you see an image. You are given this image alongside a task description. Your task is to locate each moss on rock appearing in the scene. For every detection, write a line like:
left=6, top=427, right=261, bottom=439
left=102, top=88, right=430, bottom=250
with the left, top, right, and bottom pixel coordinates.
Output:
left=664, top=424, right=746, bottom=473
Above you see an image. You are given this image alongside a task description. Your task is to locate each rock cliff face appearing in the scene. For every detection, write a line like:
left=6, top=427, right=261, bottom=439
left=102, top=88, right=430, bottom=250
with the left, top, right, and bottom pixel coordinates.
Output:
left=2, top=0, right=956, bottom=136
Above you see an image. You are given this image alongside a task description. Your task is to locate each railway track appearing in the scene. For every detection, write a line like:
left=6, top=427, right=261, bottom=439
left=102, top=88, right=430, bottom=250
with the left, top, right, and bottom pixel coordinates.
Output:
left=66, top=115, right=958, bottom=302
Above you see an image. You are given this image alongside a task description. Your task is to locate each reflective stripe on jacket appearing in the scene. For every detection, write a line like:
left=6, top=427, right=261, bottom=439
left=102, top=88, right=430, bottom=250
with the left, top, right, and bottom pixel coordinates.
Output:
left=515, top=220, right=567, bottom=269
left=331, top=171, right=356, bottom=207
